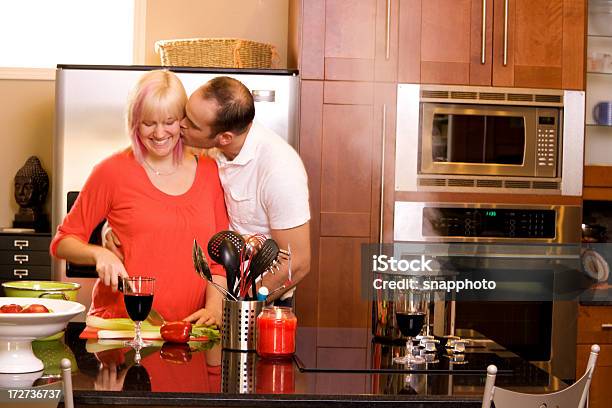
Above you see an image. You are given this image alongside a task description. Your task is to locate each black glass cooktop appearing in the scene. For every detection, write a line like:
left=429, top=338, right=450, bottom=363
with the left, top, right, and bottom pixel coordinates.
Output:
left=294, top=342, right=514, bottom=375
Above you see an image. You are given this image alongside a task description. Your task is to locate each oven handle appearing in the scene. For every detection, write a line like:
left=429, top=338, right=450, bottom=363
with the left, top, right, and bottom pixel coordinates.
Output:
left=481, top=0, right=487, bottom=64
left=503, top=0, right=509, bottom=66
left=602, top=324, right=612, bottom=329
left=379, top=104, right=387, bottom=244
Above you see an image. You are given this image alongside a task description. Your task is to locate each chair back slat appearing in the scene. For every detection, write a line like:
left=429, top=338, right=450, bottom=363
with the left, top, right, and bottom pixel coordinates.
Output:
left=493, top=373, right=589, bottom=408
left=482, top=344, right=599, bottom=408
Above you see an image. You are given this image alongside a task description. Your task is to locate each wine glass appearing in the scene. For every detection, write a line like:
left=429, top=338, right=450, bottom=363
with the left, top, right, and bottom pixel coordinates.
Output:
left=393, top=288, right=427, bottom=365
left=122, top=276, right=155, bottom=349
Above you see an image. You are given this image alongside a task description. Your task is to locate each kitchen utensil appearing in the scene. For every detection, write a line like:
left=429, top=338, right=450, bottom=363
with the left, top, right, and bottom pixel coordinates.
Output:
left=0, top=297, right=85, bottom=373
left=219, top=238, right=241, bottom=294
left=241, top=239, right=280, bottom=298
left=594, top=101, right=612, bottom=126
left=193, top=239, right=237, bottom=300
left=207, top=231, right=245, bottom=295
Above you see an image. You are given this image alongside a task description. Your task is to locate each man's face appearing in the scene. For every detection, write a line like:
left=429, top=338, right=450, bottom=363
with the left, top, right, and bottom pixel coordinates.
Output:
left=180, top=94, right=221, bottom=149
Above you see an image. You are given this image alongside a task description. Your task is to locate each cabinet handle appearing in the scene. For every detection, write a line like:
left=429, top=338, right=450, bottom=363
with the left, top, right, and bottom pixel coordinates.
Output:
left=13, top=269, right=29, bottom=278
left=385, top=0, right=391, bottom=60
left=379, top=104, right=387, bottom=244
left=13, top=239, right=29, bottom=249
left=602, top=324, right=612, bottom=329
left=14, top=254, right=29, bottom=264
left=503, top=0, right=509, bottom=66
left=481, top=0, right=487, bottom=64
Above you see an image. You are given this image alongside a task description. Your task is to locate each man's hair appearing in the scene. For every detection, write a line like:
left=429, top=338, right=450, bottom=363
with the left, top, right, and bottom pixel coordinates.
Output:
left=201, top=76, right=255, bottom=136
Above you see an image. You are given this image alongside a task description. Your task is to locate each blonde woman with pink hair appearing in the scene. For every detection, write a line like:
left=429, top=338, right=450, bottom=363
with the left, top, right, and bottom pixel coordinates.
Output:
left=51, top=70, right=228, bottom=325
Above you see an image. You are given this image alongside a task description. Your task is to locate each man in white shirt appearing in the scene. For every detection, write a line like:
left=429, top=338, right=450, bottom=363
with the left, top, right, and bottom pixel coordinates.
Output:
left=107, top=76, right=310, bottom=323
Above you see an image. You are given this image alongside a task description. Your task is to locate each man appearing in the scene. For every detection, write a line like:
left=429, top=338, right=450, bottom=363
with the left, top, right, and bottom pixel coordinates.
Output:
left=106, top=76, right=311, bottom=322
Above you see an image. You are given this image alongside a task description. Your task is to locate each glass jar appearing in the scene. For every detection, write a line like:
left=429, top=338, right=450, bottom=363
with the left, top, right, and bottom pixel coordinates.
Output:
left=256, top=306, right=297, bottom=359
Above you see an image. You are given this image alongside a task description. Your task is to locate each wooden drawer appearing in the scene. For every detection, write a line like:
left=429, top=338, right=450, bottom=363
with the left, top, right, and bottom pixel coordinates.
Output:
left=0, top=235, right=51, bottom=251
left=0, top=250, right=51, bottom=266
left=577, top=306, right=612, bottom=345
left=0, top=265, right=51, bottom=281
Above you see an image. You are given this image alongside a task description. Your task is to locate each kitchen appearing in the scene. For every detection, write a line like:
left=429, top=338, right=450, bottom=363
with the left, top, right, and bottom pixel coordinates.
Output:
left=0, top=0, right=611, bottom=407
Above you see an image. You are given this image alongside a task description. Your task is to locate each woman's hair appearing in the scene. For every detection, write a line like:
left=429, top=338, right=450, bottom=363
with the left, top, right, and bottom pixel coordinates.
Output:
left=127, top=70, right=187, bottom=164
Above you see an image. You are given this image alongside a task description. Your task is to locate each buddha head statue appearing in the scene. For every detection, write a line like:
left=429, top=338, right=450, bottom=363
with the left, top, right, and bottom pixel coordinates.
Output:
left=14, top=156, right=49, bottom=210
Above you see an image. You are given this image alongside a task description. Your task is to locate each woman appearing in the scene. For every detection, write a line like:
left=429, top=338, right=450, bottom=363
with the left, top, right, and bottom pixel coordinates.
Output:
left=51, top=70, right=228, bottom=324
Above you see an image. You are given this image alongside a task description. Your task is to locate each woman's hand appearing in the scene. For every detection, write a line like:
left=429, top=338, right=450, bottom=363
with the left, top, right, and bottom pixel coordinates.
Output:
left=183, top=308, right=220, bottom=326
left=93, top=247, right=129, bottom=292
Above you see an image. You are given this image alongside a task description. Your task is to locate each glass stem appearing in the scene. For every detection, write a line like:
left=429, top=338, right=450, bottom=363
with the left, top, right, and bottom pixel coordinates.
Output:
left=135, top=320, right=142, bottom=345
left=406, top=337, right=413, bottom=357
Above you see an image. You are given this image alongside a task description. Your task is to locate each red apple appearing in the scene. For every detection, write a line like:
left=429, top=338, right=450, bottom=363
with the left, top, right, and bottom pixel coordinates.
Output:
left=20, top=304, right=50, bottom=313
left=0, top=304, right=23, bottom=313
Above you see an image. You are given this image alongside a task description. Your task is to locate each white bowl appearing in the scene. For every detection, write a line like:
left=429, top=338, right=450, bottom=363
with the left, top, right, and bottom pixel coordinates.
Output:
left=0, top=297, right=85, bottom=373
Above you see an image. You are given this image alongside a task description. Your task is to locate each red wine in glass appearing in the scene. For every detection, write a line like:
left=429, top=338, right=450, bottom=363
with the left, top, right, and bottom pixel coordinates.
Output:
left=124, top=293, right=154, bottom=322
left=396, top=312, right=426, bottom=338
left=122, top=276, right=155, bottom=350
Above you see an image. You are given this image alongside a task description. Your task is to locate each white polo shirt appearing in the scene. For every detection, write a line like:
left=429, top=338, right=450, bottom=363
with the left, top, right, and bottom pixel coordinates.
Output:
left=210, top=121, right=310, bottom=237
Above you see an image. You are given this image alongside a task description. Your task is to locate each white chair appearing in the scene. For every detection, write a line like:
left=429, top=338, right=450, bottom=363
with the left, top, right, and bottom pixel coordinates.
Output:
left=482, top=344, right=600, bottom=408
left=60, top=358, right=74, bottom=408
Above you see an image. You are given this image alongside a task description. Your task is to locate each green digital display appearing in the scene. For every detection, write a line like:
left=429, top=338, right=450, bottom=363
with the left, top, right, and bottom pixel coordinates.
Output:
left=485, top=210, right=497, bottom=217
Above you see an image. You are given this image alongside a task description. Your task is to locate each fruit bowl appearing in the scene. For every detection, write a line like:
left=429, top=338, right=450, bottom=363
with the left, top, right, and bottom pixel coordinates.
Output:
left=0, top=297, right=85, bottom=373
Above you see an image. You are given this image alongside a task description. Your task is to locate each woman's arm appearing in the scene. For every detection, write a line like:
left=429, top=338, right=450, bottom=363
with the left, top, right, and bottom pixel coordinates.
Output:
left=183, top=275, right=226, bottom=326
left=56, top=236, right=128, bottom=292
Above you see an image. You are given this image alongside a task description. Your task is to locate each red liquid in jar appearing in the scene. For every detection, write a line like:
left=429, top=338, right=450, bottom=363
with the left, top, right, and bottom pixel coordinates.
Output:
left=257, top=308, right=297, bottom=358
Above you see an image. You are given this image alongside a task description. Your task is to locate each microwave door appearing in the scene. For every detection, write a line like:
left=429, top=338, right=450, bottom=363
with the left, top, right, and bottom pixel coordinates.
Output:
left=420, top=104, right=537, bottom=177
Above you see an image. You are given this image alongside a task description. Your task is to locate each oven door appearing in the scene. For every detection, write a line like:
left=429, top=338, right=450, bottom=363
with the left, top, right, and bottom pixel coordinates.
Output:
left=420, top=103, right=537, bottom=177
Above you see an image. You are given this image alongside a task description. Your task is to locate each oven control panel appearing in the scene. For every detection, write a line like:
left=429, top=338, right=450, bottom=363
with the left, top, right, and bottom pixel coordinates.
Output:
left=422, top=208, right=556, bottom=239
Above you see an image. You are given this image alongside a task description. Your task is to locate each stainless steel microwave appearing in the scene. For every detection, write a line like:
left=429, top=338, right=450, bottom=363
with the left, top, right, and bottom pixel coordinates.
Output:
left=395, top=85, right=585, bottom=196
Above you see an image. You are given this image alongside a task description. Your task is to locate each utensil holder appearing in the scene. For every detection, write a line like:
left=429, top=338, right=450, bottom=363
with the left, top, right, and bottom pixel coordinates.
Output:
left=221, top=299, right=264, bottom=351
left=221, top=350, right=256, bottom=393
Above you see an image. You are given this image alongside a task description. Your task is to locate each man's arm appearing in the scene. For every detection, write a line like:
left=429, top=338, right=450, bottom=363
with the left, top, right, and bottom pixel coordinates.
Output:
left=259, top=221, right=311, bottom=302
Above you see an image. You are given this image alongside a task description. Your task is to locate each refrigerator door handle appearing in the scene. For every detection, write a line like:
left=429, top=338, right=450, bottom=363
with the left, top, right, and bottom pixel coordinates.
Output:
left=252, top=90, right=275, bottom=102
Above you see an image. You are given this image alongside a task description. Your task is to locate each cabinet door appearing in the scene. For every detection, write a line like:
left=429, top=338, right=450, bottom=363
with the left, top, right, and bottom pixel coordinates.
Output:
left=399, top=0, right=493, bottom=85
left=297, top=80, right=395, bottom=329
left=492, top=0, right=585, bottom=89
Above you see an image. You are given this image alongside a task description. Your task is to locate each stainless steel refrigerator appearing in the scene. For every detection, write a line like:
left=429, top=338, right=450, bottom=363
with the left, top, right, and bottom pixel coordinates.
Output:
left=53, top=65, right=299, bottom=315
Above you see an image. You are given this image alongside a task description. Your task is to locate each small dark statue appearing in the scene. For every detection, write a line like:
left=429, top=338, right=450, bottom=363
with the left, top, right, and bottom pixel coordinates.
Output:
left=13, top=156, right=50, bottom=232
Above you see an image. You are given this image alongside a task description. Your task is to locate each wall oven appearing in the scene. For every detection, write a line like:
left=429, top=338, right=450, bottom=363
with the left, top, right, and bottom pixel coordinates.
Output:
left=376, top=202, right=582, bottom=381
left=395, top=84, right=585, bottom=195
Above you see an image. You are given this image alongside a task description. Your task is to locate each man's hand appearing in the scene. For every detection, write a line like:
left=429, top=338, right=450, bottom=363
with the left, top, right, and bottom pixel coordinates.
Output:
left=103, top=227, right=124, bottom=262
left=93, top=247, right=129, bottom=292
left=183, top=308, right=219, bottom=326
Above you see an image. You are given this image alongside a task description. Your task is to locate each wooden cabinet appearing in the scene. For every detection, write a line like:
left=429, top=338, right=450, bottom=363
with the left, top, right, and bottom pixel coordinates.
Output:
left=576, top=305, right=612, bottom=408
left=296, top=81, right=396, bottom=331
left=300, top=0, right=399, bottom=82
left=398, top=0, right=585, bottom=89
left=584, top=165, right=612, bottom=201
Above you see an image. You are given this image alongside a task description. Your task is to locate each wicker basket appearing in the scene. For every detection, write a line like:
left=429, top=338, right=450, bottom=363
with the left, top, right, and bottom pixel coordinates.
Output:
left=155, top=38, right=280, bottom=69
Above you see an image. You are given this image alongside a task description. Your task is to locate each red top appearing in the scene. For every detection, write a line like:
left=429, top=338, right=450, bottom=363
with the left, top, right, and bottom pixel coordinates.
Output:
left=51, top=150, right=228, bottom=321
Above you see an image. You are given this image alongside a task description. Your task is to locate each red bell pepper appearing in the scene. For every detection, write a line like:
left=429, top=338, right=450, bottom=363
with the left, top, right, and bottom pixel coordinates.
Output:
left=160, top=343, right=192, bottom=364
left=160, top=321, right=193, bottom=343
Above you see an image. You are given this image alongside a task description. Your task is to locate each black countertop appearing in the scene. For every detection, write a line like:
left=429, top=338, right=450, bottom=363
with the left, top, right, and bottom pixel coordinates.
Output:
left=15, top=323, right=568, bottom=407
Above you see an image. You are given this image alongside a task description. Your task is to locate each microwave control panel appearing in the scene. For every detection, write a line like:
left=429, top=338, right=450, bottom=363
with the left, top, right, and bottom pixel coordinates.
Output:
left=422, top=208, right=556, bottom=239
left=535, top=109, right=559, bottom=174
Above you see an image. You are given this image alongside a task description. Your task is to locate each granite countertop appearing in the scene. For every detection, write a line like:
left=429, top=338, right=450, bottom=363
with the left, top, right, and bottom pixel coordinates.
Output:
left=14, top=323, right=567, bottom=408
left=580, top=284, right=612, bottom=305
